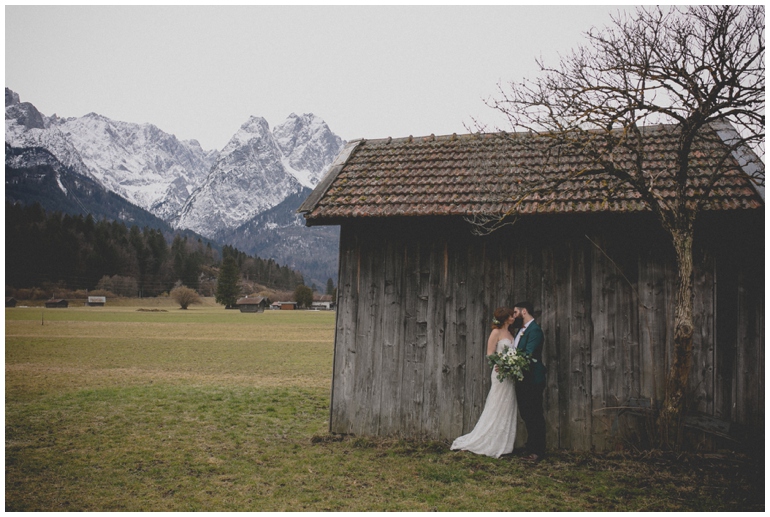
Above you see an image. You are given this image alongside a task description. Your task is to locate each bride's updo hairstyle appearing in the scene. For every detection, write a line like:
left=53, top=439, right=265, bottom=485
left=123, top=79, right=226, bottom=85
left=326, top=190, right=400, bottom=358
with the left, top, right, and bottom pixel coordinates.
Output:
left=491, top=307, right=513, bottom=329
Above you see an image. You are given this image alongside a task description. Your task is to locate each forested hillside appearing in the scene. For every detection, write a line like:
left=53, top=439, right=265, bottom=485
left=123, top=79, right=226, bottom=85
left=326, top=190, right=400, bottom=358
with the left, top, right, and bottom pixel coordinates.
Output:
left=5, top=202, right=306, bottom=297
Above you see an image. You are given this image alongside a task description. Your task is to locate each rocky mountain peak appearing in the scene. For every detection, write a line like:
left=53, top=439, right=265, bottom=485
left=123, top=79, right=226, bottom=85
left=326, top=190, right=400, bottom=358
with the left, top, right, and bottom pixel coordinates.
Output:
left=5, top=92, right=219, bottom=220
left=5, top=88, right=345, bottom=282
left=243, top=115, right=271, bottom=131
left=5, top=88, right=46, bottom=130
left=173, top=112, right=344, bottom=237
left=272, top=113, right=344, bottom=188
left=221, top=116, right=272, bottom=152
left=6, top=87, right=21, bottom=107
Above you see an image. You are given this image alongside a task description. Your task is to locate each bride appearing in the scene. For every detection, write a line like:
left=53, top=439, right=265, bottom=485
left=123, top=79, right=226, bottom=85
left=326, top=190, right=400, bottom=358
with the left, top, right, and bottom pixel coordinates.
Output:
left=451, top=307, right=518, bottom=458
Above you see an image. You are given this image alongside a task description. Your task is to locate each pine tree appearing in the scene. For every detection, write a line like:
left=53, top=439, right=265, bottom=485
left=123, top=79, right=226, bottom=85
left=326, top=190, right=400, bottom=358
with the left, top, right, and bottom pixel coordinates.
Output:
left=215, top=256, right=240, bottom=309
left=325, top=278, right=335, bottom=295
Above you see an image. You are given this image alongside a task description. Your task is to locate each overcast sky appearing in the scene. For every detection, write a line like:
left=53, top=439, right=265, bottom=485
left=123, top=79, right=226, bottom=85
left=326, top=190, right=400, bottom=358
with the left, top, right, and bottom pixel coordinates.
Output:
left=6, top=5, right=631, bottom=151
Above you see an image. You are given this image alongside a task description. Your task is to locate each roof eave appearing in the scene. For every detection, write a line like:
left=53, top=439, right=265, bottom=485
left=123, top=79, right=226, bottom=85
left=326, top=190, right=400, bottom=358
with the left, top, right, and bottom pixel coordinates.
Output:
left=297, top=140, right=364, bottom=219
left=710, top=119, right=765, bottom=202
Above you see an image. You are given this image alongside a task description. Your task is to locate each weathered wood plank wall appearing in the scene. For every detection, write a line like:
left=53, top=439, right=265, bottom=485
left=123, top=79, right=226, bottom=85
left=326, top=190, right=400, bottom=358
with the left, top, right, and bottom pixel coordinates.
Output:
left=329, top=213, right=764, bottom=451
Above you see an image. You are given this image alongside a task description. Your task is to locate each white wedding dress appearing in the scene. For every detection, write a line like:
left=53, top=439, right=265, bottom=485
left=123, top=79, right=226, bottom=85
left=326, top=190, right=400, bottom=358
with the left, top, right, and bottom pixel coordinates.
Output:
left=450, top=338, right=518, bottom=458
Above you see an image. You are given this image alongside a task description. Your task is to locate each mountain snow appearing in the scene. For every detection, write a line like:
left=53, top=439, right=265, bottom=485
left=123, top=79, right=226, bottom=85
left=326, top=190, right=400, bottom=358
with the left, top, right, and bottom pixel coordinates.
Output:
left=273, top=113, right=344, bottom=188
left=5, top=87, right=345, bottom=281
left=173, top=113, right=344, bottom=238
left=174, top=116, right=300, bottom=237
left=5, top=90, right=95, bottom=181
left=5, top=88, right=218, bottom=220
left=52, top=113, right=218, bottom=220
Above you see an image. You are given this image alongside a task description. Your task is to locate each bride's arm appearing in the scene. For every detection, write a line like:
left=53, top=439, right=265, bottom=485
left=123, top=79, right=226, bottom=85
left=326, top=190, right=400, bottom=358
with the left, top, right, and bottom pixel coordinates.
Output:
left=486, top=329, right=500, bottom=356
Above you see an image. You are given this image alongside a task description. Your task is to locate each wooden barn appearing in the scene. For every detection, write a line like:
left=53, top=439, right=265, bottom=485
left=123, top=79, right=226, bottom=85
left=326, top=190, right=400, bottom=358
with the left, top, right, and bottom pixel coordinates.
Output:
left=45, top=298, right=68, bottom=308
left=298, top=124, right=764, bottom=451
left=6, top=297, right=17, bottom=308
left=236, top=296, right=269, bottom=313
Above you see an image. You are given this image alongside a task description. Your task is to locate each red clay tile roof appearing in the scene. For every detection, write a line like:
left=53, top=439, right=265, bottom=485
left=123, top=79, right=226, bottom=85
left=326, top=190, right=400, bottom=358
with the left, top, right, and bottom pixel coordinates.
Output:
left=299, top=124, right=763, bottom=223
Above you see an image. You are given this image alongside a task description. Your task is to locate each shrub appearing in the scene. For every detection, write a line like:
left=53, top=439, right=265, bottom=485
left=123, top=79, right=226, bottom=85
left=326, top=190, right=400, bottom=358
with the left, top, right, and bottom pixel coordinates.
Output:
left=170, top=286, right=202, bottom=310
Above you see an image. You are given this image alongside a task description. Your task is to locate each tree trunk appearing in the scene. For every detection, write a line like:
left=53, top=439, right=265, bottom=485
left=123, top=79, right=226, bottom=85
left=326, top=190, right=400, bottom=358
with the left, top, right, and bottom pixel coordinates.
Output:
left=659, top=228, right=695, bottom=449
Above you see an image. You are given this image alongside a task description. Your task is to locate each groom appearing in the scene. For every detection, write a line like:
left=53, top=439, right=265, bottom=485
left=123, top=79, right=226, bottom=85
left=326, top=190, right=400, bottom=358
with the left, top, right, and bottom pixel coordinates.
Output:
left=512, top=301, right=546, bottom=463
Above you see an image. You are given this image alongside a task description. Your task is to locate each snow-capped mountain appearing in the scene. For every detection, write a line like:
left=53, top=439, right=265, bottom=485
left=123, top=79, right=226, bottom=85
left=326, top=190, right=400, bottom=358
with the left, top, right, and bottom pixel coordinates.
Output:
left=6, top=144, right=174, bottom=230
left=54, top=113, right=219, bottom=220
left=273, top=113, right=344, bottom=188
left=5, top=88, right=218, bottom=220
left=5, top=89, right=95, bottom=179
left=6, top=87, right=345, bottom=285
left=174, top=113, right=344, bottom=238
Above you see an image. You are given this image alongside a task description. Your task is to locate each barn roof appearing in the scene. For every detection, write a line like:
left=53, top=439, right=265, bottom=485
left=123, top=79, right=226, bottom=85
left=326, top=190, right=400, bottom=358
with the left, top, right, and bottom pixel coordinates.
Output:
left=299, top=122, right=764, bottom=224
left=236, top=296, right=267, bottom=305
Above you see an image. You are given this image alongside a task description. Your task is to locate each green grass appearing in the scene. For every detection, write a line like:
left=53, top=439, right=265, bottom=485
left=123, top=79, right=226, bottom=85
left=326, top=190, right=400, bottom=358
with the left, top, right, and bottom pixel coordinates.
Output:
left=6, top=305, right=764, bottom=511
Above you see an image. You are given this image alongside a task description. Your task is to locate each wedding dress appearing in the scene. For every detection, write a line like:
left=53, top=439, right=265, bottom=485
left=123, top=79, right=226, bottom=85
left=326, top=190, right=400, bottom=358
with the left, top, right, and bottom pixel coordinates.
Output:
left=450, top=338, right=518, bottom=458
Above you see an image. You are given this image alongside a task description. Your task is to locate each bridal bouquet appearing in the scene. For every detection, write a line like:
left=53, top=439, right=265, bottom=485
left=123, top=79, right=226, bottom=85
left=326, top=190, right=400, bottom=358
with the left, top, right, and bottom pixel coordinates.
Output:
left=487, top=346, right=533, bottom=383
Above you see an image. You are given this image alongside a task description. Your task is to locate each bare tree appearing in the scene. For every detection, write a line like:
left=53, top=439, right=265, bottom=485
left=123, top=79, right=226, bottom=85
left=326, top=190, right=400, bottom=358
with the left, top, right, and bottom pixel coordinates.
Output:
left=473, top=5, right=764, bottom=447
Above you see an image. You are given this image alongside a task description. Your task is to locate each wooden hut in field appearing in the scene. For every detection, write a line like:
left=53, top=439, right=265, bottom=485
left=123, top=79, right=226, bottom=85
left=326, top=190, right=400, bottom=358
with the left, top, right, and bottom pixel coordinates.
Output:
left=87, top=296, right=106, bottom=307
left=298, top=124, right=764, bottom=451
left=236, top=296, right=269, bottom=313
left=45, top=298, right=68, bottom=308
left=6, top=297, right=17, bottom=307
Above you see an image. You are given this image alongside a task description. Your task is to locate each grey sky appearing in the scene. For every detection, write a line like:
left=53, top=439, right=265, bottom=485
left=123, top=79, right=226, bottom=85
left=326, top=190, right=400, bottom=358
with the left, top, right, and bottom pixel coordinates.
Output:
left=6, top=6, right=629, bottom=151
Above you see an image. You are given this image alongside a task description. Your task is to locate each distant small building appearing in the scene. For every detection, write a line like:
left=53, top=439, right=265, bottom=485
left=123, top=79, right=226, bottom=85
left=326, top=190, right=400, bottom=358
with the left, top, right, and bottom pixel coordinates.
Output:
left=311, top=294, right=337, bottom=311
left=271, top=301, right=297, bottom=310
left=87, top=296, right=106, bottom=307
left=5, top=297, right=17, bottom=308
left=45, top=298, right=68, bottom=308
left=236, top=296, right=269, bottom=313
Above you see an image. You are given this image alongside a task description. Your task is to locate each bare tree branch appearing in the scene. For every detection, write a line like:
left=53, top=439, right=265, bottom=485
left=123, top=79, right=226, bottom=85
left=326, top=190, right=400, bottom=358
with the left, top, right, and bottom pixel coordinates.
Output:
left=470, top=5, right=764, bottom=448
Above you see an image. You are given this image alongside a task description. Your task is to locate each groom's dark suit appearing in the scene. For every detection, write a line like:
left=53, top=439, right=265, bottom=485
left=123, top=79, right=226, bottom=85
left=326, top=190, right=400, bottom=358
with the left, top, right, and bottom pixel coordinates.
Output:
left=515, top=320, right=546, bottom=458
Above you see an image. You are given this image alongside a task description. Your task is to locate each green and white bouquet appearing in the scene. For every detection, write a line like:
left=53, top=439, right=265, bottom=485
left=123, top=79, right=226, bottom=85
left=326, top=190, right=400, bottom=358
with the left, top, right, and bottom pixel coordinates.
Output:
left=487, top=346, right=533, bottom=382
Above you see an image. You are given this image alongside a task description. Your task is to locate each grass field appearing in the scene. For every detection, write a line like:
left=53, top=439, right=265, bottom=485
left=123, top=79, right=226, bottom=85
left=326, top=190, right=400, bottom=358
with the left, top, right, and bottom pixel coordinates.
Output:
left=5, top=301, right=764, bottom=511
